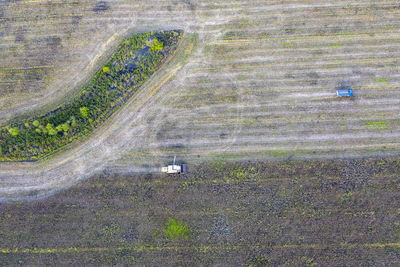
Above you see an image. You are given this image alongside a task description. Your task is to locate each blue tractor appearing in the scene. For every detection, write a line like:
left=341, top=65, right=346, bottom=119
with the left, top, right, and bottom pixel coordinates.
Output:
left=336, top=88, right=353, bottom=97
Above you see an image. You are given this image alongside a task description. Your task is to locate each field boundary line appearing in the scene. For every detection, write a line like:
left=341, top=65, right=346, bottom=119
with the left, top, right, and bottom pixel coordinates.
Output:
left=2, top=242, right=400, bottom=254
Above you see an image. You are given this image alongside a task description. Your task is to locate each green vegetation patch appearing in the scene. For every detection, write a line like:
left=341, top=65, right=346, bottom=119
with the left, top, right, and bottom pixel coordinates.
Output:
left=163, top=218, right=190, bottom=240
left=265, top=149, right=288, bottom=157
left=147, top=38, right=164, bottom=51
left=7, top=127, right=19, bottom=136
left=0, top=30, right=182, bottom=161
left=328, top=42, right=344, bottom=47
left=227, top=166, right=249, bottom=181
left=364, top=121, right=388, bottom=129
left=375, top=78, right=389, bottom=82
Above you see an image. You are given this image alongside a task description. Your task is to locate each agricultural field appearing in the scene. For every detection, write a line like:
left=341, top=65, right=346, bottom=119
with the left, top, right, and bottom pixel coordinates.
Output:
left=1, top=159, right=400, bottom=265
left=0, top=0, right=400, bottom=265
left=1, top=0, right=400, bottom=199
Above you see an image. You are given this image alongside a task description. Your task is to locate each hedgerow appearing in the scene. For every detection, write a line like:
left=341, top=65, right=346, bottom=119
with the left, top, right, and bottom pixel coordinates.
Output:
left=0, top=30, right=182, bottom=161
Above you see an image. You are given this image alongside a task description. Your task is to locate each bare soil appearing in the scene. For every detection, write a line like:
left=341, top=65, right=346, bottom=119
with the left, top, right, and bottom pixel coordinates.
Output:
left=1, top=158, right=400, bottom=265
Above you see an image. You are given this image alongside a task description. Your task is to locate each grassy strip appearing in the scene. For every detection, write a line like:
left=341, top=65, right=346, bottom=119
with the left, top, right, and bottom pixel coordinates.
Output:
left=0, top=30, right=182, bottom=161
left=364, top=121, right=388, bottom=129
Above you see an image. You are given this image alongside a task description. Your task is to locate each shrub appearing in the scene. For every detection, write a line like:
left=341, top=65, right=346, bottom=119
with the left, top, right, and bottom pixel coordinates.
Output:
left=61, top=123, right=70, bottom=132
left=163, top=218, right=190, bottom=240
left=148, top=38, right=164, bottom=51
left=32, top=120, right=40, bottom=127
left=80, top=107, right=89, bottom=118
left=229, top=166, right=248, bottom=181
left=102, top=66, right=110, bottom=73
left=56, top=125, right=63, bottom=132
left=8, top=127, right=19, bottom=136
left=46, top=124, right=58, bottom=136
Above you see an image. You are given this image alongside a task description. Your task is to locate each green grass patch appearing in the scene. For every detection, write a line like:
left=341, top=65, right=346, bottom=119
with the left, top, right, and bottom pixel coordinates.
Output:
left=265, top=150, right=288, bottom=157
left=101, top=223, right=120, bottom=239
left=364, top=121, right=388, bottom=129
left=375, top=78, right=389, bottom=82
left=328, top=43, right=344, bottom=47
left=228, top=166, right=248, bottom=181
left=163, top=218, right=190, bottom=240
left=0, top=30, right=182, bottom=161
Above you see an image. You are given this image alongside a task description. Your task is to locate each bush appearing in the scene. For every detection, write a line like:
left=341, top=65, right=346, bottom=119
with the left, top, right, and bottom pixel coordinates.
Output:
left=46, top=124, right=58, bottom=136
left=80, top=107, right=89, bottom=118
left=163, top=218, right=190, bottom=240
left=8, top=127, right=19, bottom=136
left=148, top=38, right=164, bottom=52
left=61, top=123, right=70, bottom=132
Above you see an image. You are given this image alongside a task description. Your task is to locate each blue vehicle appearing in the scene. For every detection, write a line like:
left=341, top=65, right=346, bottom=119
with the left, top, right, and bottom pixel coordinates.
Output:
left=336, top=89, right=353, bottom=97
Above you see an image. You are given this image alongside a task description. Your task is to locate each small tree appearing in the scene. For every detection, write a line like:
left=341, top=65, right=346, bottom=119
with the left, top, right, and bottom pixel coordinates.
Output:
left=147, top=38, right=164, bottom=52
left=46, top=123, right=57, bottom=136
left=56, top=125, right=63, bottom=132
left=61, top=123, right=70, bottom=132
left=80, top=107, right=89, bottom=118
left=8, top=127, right=19, bottom=136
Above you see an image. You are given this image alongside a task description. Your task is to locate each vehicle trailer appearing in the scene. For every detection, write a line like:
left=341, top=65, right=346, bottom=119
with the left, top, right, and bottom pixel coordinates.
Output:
left=181, top=164, right=187, bottom=174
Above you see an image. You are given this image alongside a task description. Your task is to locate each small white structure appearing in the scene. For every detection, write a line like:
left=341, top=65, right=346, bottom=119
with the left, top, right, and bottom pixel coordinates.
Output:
left=162, top=156, right=186, bottom=174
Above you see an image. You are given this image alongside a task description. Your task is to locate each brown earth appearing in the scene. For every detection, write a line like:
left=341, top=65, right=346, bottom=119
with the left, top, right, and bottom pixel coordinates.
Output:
left=1, top=158, right=400, bottom=265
